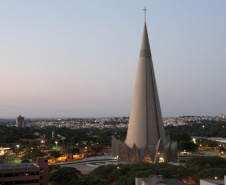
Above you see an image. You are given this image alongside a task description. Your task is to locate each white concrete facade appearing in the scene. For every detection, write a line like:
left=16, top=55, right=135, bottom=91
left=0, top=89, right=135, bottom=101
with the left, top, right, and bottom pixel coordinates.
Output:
left=125, top=23, right=167, bottom=150
left=200, top=176, right=226, bottom=185
left=112, top=22, right=177, bottom=163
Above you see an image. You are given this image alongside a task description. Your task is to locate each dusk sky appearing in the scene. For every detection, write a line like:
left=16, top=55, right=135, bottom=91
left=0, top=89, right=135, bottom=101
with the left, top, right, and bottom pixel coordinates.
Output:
left=0, top=1, right=225, bottom=118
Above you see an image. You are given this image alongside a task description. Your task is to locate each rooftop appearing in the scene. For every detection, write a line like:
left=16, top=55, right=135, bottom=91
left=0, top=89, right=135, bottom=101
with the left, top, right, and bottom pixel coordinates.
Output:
left=163, top=179, right=190, bottom=185
left=0, top=163, right=39, bottom=170
left=201, top=179, right=224, bottom=185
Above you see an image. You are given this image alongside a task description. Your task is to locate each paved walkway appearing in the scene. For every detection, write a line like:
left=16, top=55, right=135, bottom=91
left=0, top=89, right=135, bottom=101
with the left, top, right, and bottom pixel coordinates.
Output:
left=53, top=156, right=126, bottom=174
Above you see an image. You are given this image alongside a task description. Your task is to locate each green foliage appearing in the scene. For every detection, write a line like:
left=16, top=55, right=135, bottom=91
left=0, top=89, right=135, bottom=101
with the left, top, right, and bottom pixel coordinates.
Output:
left=165, top=121, right=226, bottom=138
left=11, top=145, right=23, bottom=155
left=28, top=141, right=40, bottom=150
left=197, top=168, right=226, bottom=180
left=219, top=146, right=226, bottom=152
left=204, top=140, right=218, bottom=148
left=0, top=125, right=127, bottom=148
left=71, top=147, right=79, bottom=154
left=92, top=164, right=116, bottom=179
left=96, top=131, right=111, bottom=146
left=92, top=162, right=183, bottom=185
left=91, top=143, right=103, bottom=153
left=76, top=176, right=107, bottom=185
left=0, top=125, right=39, bottom=145
left=0, top=121, right=225, bottom=147
left=52, top=145, right=62, bottom=151
left=0, top=154, right=17, bottom=164
left=49, top=165, right=62, bottom=175
left=186, top=156, right=226, bottom=168
left=21, top=159, right=30, bottom=163
left=49, top=167, right=82, bottom=185
left=115, top=178, right=127, bottom=185
left=64, top=145, right=80, bottom=156
left=91, top=161, right=226, bottom=185
left=171, top=133, right=191, bottom=142
left=48, top=151, right=62, bottom=159
left=180, top=141, right=198, bottom=152
left=169, top=132, right=198, bottom=152
left=22, top=149, right=44, bottom=162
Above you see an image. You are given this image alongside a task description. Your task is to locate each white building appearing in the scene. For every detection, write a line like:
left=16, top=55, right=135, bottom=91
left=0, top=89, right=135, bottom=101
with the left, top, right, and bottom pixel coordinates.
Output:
left=200, top=176, right=226, bottom=185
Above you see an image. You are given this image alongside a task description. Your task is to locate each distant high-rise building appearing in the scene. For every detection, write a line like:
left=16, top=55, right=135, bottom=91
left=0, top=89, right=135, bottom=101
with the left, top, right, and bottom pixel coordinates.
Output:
left=52, top=131, right=55, bottom=140
left=112, top=21, right=177, bottom=163
left=16, top=115, right=26, bottom=127
left=219, top=113, right=223, bottom=118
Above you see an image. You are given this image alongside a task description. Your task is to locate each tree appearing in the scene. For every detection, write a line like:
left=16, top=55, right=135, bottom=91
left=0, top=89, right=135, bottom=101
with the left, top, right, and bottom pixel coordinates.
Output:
left=96, top=131, right=111, bottom=146
left=219, top=146, right=226, bottom=152
left=186, top=156, right=226, bottom=168
left=92, top=162, right=186, bottom=185
left=204, top=140, right=218, bottom=150
left=21, top=159, right=30, bottom=163
left=197, top=168, right=226, bottom=180
left=52, top=145, right=62, bottom=151
left=180, top=141, right=198, bottom=152
left=71, top=147, right=79, bottom=155
left=91, top=143, right=103, bottom=154
left=28, top=141, right=40, bottom=150
left=65, top=144, right=79, bottom=154
left=0, top=154, right=17, bottom=164
left=49, top=167, right=82, bottom=185
left=76, top=176, right=105, bottom=185
left=11, top=145, right=23, bottom=155
left=171, top=133, right=191, bottom=142
left=22, top=149, right=44, bottom=162
left=49, top=165, right=61, bottom=175
left=48, top=151, right=62, bottom=160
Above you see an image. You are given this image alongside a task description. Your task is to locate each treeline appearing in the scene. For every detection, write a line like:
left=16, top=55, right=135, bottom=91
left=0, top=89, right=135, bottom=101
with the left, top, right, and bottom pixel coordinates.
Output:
left=48, top=156, right=226, bottom=185
left=0, top=120, right=225, bottom=150
left=0, top=125, right=126, bottom=148
left=165, top=120, right=226, bottom=137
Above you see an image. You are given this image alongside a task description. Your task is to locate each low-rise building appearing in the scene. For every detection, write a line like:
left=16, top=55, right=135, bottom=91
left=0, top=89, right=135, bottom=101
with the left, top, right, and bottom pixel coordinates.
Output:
left=200, top=175, right=226, bottom=185
left=135, top=175, right=189, bottom=185
left=0, top=157, right=48, bottom=185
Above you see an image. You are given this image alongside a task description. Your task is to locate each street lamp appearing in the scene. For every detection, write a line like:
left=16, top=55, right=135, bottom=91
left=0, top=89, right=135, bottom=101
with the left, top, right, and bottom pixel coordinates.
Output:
left=16, top=145, right=20, bottom=155
left=55, top=141, right=58, bottom=147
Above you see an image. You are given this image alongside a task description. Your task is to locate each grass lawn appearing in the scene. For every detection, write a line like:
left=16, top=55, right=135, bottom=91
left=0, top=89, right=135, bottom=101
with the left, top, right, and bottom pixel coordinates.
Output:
left=199, top=150, right=226, bottom=157
left=14, top=158, right=22, bottom=163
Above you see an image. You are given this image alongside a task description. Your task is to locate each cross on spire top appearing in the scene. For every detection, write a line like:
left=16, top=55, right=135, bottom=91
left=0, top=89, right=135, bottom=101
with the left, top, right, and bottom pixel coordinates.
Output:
left=143, top=7, right=147, bottom=22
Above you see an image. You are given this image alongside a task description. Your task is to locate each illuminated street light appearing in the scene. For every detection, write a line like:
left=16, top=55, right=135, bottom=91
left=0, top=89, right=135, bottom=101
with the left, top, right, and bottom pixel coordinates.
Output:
left=55, top=141, right=58, bottom=146
left=16, top=145, right=20, bottom=155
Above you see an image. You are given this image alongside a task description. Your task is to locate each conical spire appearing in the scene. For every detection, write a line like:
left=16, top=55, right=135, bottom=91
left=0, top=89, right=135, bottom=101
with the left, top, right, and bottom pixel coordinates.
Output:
left=112, top=21, right=177, bottom=163
left=140, top=22, right=151, bottom=57
left=125, top=22, right=167, bottom=150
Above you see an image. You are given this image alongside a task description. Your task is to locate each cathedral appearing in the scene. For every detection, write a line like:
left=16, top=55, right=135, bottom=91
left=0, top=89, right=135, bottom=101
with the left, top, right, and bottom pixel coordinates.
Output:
left=112, top=22, right=178, bottom=163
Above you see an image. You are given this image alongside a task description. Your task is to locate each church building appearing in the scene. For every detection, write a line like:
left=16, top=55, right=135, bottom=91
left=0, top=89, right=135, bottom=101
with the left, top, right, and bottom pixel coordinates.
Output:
left=112, top=20, right=178, bottom=163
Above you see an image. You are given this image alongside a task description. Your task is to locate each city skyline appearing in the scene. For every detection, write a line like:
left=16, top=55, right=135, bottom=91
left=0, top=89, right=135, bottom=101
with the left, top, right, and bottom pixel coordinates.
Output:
left=1, top=1, right=226, bottom=118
